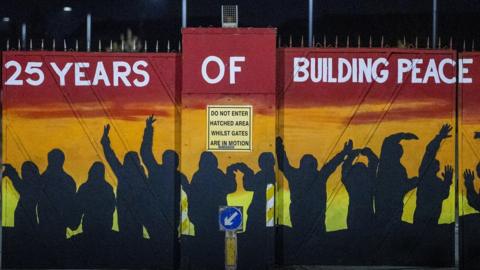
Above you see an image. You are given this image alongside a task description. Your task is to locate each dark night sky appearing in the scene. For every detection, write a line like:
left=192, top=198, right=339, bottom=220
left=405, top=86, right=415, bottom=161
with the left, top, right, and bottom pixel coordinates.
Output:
left=0, top=0, right=479, bottom=50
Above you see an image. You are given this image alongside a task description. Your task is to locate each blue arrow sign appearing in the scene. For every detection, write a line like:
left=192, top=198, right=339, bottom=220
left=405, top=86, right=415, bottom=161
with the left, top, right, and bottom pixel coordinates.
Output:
left=219, top=206, right=243, bottom=231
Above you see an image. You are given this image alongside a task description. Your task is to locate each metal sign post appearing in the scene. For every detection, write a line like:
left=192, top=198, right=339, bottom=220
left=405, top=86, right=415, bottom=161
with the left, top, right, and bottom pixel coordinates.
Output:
left=219, top=206, right=243, bottom=270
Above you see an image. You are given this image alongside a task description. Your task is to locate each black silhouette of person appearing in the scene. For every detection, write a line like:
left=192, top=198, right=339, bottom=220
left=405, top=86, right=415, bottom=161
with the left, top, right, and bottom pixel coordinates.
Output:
left=464, top=168, right=480, bottom=211
left=140, top=115, right=187, bottom=267
left=376, top=132, right=419, bottom=226
left=236, top=153, right=276, bottom=269
left=276, top=137, right=352, bottom=235
left=187, top=152, right=238, bottom=268
left=414, top=124, right=453, bottom=225
left=101, top=124, right=148, bottom=240
left=74, top=162, right=115, bottom=236
left=341, top=147, right=378, bottom=231
left=37, top=149, right=77, bottom=243
left=3, top=162, right=42, bottom=234
left=237, top=153, right=276, bottom=232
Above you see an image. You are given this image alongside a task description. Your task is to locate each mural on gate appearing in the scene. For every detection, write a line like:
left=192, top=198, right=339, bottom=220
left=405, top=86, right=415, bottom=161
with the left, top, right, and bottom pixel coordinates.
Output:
left=2, top=52, right=181, bottom=269
left=180, top=28, right=278, bottom=270
left=2, top=41, right=479, bottom=269
left=459, top=52, right=480, bottom=269
left=276, top=49, right=456, bottom=266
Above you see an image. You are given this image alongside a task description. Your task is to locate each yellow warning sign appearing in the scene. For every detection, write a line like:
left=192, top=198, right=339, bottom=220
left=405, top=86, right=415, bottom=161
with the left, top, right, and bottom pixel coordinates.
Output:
left=207, top=105, right=253, bottom=151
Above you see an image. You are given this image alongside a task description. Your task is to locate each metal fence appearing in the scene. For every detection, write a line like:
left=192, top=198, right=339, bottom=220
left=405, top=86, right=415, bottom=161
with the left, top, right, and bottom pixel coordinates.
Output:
left=3, top=35, right=478, bottom=53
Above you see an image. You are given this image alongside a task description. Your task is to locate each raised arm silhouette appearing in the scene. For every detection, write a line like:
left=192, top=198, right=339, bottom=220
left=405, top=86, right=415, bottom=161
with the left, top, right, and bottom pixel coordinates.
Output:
left=414, top=124, right=453, bottom=225
left=140, top=115, right=186, bottom=267
left=238, top=153, right=276, bottom=232
left=101, top=124, right=147, bottom=240
left=2, top=162, right=42, bottom=234
left=376, top=132, right=419, bottom=226
left=276, top=137, right=351, bottom=234
left=236, top=153, right=276, bottom=270
left=37, top=149, right=77, bottom=243
left=187, top=152, right=237, bottom=269
left=74, top=162, right=115, bottom=236
left=465, top=168, right=480, bottom=211
left=341, top=147, right=378, bottom=231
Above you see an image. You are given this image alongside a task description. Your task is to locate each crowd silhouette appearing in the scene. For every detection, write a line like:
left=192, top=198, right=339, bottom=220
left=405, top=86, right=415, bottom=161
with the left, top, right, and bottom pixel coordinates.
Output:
left=2, top=120, right=464, bottom=269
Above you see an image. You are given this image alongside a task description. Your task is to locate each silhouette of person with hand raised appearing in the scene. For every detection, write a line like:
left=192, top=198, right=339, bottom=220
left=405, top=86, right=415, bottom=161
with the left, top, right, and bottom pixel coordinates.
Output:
left=276, top=137, right=352, bottom=235
left=3, top=162, right=42, bottom=235
left=237, top=153, right=276, bottom=232
left=376, top=132, right=419, bottom=226
left=38, top=149, right=77, bottom=242
left=236, top=153, right=276, bottom=269
left=101, top=124, right=147, bottom=240
left=140, top=115, right=187, bottom=268
left=187, top=152, right=238, bottom=269
left=464, top=168, right=480, bottom=211
left=74, top=162, right=115, bottom=236
left=414, top=124, right=453, bottom=225
left=341, top=147, right=378, bottom=231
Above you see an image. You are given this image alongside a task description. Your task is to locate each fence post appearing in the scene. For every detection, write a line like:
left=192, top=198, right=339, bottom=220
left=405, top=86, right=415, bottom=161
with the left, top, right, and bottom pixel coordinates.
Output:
left=155, top=40, right=159, bottom=52
left=52, top=39, right=56, bottom=51
left=6, top=39, right=9, bottom=51
left=346, top=35, right=350, bottom=48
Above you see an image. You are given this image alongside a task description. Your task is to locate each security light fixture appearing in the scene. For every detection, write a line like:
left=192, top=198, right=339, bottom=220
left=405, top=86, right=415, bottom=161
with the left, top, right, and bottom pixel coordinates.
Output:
left=221, top=5, right=238, bottom=28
